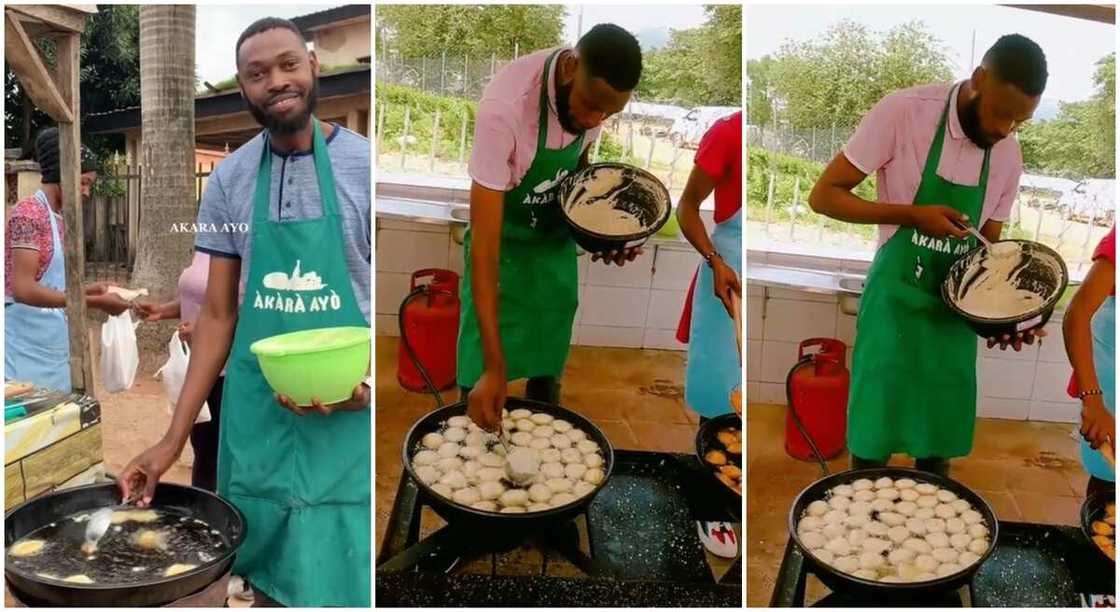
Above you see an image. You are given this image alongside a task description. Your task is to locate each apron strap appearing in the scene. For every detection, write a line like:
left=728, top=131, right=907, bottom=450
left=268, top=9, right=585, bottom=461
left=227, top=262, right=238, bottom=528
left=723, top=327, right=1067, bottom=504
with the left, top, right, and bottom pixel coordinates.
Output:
left=924, top=85, right=993, bottom=202
left=536, top=50, right=585, bottom=153
left=252, top=119, right=340, bottom=223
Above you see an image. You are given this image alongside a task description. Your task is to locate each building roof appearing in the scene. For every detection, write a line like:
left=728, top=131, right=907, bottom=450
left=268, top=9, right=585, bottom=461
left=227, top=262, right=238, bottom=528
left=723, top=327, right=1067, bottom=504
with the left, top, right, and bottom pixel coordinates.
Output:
left=291, top=5, right=370, bottom=33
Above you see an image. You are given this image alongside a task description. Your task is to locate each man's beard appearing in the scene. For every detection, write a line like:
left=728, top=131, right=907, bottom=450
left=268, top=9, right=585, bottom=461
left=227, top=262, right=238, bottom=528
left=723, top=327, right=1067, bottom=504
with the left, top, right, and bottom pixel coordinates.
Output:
left=959, top=93, right=996, bottom=150
left=555, top=79, right=584, bottom=136
left=247, top=80, right=319, bottom=136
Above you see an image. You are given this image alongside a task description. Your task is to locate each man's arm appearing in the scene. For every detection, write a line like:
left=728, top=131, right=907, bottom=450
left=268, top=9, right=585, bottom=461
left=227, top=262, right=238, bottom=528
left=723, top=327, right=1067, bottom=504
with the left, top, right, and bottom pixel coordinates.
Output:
left=10, top=249, right=128, bottom=314
left=980, top=220, right=1003, bottom=244
left=465, top=181, right=507, bottom=431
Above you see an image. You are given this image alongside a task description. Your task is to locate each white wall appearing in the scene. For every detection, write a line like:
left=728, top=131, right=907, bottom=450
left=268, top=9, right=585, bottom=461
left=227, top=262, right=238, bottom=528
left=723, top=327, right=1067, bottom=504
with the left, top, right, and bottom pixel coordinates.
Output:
left=375, top=219, right=702, bottom=351
left=746, top=284, right=1080, bottom=423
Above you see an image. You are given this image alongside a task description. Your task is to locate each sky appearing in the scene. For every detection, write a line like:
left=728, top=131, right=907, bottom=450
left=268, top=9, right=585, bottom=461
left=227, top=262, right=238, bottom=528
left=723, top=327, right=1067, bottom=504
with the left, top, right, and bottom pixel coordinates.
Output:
left=746, top=4, right=1114, bottom=104
left=195, top=5, right=335, bottom=86
left=562, top=4, right=708, bottom=46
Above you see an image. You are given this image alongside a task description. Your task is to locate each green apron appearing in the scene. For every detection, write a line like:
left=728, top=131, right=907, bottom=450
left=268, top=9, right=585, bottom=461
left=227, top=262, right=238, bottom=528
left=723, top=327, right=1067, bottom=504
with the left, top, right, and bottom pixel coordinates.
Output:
left=216, top=120, right=370, bottom=606
left=848, top=89, right=990, bottom=461
left=457, top=50, right=584, bottom=386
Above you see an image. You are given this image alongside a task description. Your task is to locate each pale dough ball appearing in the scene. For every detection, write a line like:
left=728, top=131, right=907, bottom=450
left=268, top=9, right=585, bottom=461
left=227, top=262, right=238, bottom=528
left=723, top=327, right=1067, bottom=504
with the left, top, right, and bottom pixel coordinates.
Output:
left=573, top=481, right=595, bottom=497
left=500, top=506, right=527, bottom=514
left=459, top=446, right=482, bottom=460
left=479, top=452, right=504, bottom=468
left=528, top=483, right=552, bottom=503
left=422, top=432, right=444, bottom=449
left=833, top=555, right=859, bottom=574
left=936, top=489, right=958, bottom=503
left=916, top=495, right=938, bottom=509
left=431, top=483, right=453, bottom=498
left=479, top=480, right=505, bottom=500
left=895, top=501, right=917, bottom=516
left=915, top=483, right=937, bottom=495
left=878, top=512, right=906, bottom=527
left=854, top=568, right=878, bottom=580
left=414, top=450, right=439, bottom=466
left=934, top=504, right=957, bottom=519
left=462, top=460, right=482, bottom=481
left=936, top=562, right=962, bottom=577
left=565, top=463, right=588, bottom=480
left=566, top=429, right=587, bottom=442
left=968, top=539, right=989, bottom=555
left=949, top=533, right=972, bottom=550
left=532, top=425, right=555, bottom=439
left=801, top=531, right=827, bottom=550
left=915, top=554, right=938, bottom=573
left=903, top=538, right=932, bottom=554
left=958, top=551, right=981, bottom=567
left=438, top=442, right=460, bottom=459
left=874, top=477, right=894, bottom=489
left=445, top=427, right=467, bottom=443
left=453, top=487, right=481, bottom=505
left=502, top=419, right=515, bottom=433
left=862, top=538, right=891, bottom=555
left=814, top=549, right=835, bottom=564
left=968, top=524, right=989, bottom=539
left=546, top=478, right=574, bottom=493
left=437, top=457, right=464, bottom=474
left=870, top=499, right=894, bottom=513
left=551, top=434, right=573, bottom=449
left=961, top=510, right=983, bottom=525
left=584, top=454, right=604, bottom=468
left=925, top=532, right=950, bottom=549
left=541, top=462, right=565, bottom=479
left=527, top=503, right=551, bottom=512
left=823, top=510, right=846, bottom=525
left=540, top=449, right=562, bottom=463
left=448, top=416, right=471, bottom=428
left=853, top=490, right=876, bottom=503
left=577, top=440, right=600, bottom=454
left=530, top=413, right=554, bottom=425
left=951, top=499, right=971, bottom=513
left=945, top=518, right=966, bottom=534
left=864, top=521, right=889, bottom=537
left=905, top=518, right=927, bottom=536
left=880, top=575, right=904, bottom=583
left=844, top=514, right=869, bottom=529
left=499, top=489, right=529, bottom=507
left=439, top=471, right=467, bottom=490
left=551, top=492, right=577, bottom=505
left=895, top=478, right=917, bottom=489
left=886, top=525, right=910, bottom=544
left=829, top=495, right=852, bottom=511
left=899, top=489, right=920, bottom=502
left=916, top=572, right=937, bottom=581
left=888, top=548, right=916, bottom=564
left=511, top=431, right=534, bottom=446
left=415, top=465, right=439, bottom=485
left=877, top=488, right=900, bottom=502
left=825, top=538, right=851, bottom=556
left=897, top=563, right=922, bottom=581
left=516, top=419, right=536, bottom=432
left=852, top=479, right=874, bottom=491
left=471, top=500, right=498, bottom=512
left=914, top=508, right=936, bottom=520
left=529, top=437, right=552, bottom=450
left=492, top=443, right=507, bottom=457
left=925, top=518, right=947, bottom=534
left=477, top=467, right=504, bottom=482
left=832, top=484, right=855, bottom=497
left=822, top=524, right=846, bottom=540
left=552, top=419, right=573, bottom=433
left=509, top=408, right=532, bottom=420
left=584, top=468, right=605, bottom=484
left=561, top=448, right=583, bottom=464
left=859, top=551, right=884, bottom=570
left=932, top=547, right=958, bottom=564
left=847, top=528, right=868, bottom=546
left=849, top=500, right=873, bottom=516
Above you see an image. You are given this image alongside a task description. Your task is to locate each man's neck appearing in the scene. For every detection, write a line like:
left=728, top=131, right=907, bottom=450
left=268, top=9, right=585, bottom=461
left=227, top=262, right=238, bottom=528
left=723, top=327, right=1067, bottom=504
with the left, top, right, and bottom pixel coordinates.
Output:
left=955, top=80, right=972, bottom=126
left=269, top=118, right=331, bottom=154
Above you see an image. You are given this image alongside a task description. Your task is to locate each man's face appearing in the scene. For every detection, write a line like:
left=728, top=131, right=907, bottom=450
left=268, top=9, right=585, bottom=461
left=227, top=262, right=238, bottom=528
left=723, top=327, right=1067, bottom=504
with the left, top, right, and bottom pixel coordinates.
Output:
left=556, top=56, right=632, bottom=135
left=80, top=172, right=96, bottom=199
left=236, top=28, right=319, bottom=135
left=961, top=68, right=1040, bottom=149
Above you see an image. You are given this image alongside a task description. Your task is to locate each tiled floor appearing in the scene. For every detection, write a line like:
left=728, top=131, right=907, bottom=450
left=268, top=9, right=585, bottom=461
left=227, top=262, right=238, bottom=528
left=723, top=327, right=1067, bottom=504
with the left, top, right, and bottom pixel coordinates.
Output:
left=375, top=335, right=716, bottom=553
left=746, top=402, right=1090, bottom=607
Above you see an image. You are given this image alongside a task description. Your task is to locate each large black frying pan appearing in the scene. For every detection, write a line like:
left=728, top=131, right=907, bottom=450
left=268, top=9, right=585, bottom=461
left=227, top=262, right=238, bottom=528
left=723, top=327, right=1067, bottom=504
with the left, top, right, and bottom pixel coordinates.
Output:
left=5, top=483, right=245, bottom=607
left=788, top=467, right=999, bottom=597
left=401, top=398, right=614, bottom=531
left=695, top=413, right=742, bottom=509
left=1080, top=490, right=1115, bottom=564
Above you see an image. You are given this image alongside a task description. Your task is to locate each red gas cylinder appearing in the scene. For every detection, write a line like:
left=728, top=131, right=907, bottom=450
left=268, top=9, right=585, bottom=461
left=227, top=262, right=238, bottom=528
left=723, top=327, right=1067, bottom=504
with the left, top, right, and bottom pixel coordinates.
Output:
left=398, top=269, right=460, bottom=392
left=785, top=338, right=849, bottom=461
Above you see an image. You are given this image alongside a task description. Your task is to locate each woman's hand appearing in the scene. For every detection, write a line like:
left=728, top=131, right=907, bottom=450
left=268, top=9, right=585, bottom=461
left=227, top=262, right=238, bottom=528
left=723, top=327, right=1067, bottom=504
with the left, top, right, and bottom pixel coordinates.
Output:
left=1081, top=395, right=1115, bottom=450
left=178, top=321, right=194, bottom=346
left=118, top=438, right=182, bottom=506
left=711, top=256, right=741, bottom=319
left=91, top=293, right=131, bottom=316
left=134, top=302, right=164, bottom=321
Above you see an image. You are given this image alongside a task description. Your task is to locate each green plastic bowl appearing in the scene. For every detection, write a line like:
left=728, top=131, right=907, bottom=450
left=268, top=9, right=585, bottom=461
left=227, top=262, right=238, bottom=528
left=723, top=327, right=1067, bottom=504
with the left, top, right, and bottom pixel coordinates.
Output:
left=250, top=326, right=370, bottom=406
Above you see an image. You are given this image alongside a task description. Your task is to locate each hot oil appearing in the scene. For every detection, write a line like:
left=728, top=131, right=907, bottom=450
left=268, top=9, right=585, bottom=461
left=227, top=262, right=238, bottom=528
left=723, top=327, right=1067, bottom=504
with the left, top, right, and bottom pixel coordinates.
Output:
left=7, top=507, right=228, bottom=585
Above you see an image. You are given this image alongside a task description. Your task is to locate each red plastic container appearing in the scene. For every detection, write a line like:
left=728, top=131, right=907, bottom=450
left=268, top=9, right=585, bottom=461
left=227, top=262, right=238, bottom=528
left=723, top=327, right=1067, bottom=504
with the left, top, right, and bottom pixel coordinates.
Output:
left=785, top=338, right=849, bottom=461
left=398, top=269, right=460, bottom=392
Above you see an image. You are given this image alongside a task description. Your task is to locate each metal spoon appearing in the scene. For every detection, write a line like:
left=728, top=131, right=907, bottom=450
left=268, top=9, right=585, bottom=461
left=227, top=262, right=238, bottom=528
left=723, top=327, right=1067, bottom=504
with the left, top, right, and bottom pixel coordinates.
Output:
left=82, top=507, right=115, bottom=556
left=951, top=219, right=992, bottom=249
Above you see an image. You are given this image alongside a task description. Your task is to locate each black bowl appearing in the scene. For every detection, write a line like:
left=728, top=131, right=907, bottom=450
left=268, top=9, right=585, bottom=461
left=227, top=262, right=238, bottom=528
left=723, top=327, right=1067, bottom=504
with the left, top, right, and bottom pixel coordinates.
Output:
left=695, top=413, right=742, bottom=508
left=4, top=482, right=245, bottom=607
left=558, top=163, right=671, bottom=254
left=942, top=239, right=1069, bottom=339
left=788, top=467, right=999, bottom=597
left=401, top=398, right=614, bottom=531
left=1080, top=490, right=1115, bottom=564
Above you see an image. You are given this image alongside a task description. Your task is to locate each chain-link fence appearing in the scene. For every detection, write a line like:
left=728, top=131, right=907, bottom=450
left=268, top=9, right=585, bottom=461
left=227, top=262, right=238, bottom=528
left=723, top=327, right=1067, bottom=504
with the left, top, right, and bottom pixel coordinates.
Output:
left=748, top=124, right=857, bottom=166
left=376, top=53, right=516, bottom=101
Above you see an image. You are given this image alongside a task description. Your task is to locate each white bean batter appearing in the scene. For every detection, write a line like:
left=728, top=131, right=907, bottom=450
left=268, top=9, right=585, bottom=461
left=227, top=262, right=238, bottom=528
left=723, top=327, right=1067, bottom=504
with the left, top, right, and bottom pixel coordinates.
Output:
left=956, top=242, right=1044, bottom=319
left=566, top=166, right=645, bottom=235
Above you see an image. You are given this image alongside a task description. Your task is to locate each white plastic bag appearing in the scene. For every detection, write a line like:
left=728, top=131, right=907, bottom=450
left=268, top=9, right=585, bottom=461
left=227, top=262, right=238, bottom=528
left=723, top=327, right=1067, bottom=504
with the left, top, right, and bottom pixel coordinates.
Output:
left=154, top=331, right=210, bottom=424
left=100, top=311, right=140, bottom=393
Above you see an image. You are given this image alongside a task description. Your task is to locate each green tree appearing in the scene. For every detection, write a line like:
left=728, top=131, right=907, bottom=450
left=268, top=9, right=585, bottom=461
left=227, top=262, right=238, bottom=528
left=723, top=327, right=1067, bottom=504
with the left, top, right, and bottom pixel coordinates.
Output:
left=636, top=4, right=741, bottom=106
left=746, top=56, right=775, bottom=125
left=376, top=5, right=565, bottom=58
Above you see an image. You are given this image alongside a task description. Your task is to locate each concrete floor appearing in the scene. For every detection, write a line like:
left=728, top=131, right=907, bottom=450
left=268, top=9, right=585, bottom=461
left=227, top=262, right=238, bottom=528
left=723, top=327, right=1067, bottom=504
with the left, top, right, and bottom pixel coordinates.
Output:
left=745, top=402, right=1090, bottom=607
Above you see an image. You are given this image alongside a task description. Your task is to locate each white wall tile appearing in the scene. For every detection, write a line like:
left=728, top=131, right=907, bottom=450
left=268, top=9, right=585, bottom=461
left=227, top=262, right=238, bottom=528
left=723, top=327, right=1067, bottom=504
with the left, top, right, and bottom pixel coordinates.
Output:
left=836, top=311, right=857, bottom=347
left=577, top=255, right=591, bottom=287
left=977, top=397, right=1030, bottom=420
left=577, top=325, right=644, bottom=348
left=1028, top=400, right=1079, bottom=424
left=763, top=299, right=837, bottom=343
left=747, top=339, right=763, bottom=382
left=581, top=286, right=650, bottom=327
left=643, top=328, right=686, bottom=351
left=747, top=284, right=766, bottom=297
left=1036, top=322, right=1069, bottom=363
left=375, top=314, right=399, bottom=337
left=747, top=296, right=764, bottom=341
left=768, top=287, right=838, bottom=304
left=646, top=290, right=687, bottom=330
left=759, top=340, right=799, bottom=384
left=376, top=229, right=450, bottom=273
left=652, top=248, right=700, bottom=290
left=1031, top=361, right=1077, bottom=403
left=747, top=381, right=762, bottom=403
left=446, top=240, right=464, bottom=276
left=375, top=272, right=412, bottom=316
left=376, top=218, right=449, bottom=233
left=758, top=382, right=787, bottom=404
left=586, top=251, right=654, bottom=288
left=978, top=357, right=1036, bottom=400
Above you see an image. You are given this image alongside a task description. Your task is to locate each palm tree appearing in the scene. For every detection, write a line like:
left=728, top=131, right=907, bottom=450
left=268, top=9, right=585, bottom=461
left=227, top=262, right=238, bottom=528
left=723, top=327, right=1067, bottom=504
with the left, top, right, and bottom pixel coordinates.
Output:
left=132, top=5, right=196, bottom=302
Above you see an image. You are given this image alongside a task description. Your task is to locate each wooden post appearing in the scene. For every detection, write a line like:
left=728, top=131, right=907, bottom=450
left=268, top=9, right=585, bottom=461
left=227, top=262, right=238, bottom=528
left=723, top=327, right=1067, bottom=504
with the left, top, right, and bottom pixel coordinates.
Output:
left=401, top=106, right=411, bottom=170
left=429, top=109, right=441, bottom=173
left=790, top=178, right=800, bottom=239
left=458, top=115, right=468, bottom=164
left=376, top=102, right=386, bottom=154
left=94, top=191, right=108, bottom=260
left=765, top=172, right=775, bottom=230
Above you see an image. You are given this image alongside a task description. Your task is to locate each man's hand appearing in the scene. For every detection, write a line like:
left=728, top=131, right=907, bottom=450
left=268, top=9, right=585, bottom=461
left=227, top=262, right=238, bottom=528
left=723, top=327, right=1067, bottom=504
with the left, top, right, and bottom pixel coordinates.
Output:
left=468, top=368, right=506, bottom=432
left=178, top=321, right=194, bottom=346
left=85, top=282, right=110, bottom=296
left=134, top=302, right=165, bottom=322
left=987, top=327, right=1047, bottom=352
left=711, top=256, right=741, bottom=318
left=1080, top=395, right=1115, bottom=450
left=92, top=293, right=131, bottom=316
left=909, top=206, right=970, bottom=239
left=591, top=246, right=643, bottom=266
left=276, top=383, right=370, bottom=416
left=118, top=438, right=181, bottom=506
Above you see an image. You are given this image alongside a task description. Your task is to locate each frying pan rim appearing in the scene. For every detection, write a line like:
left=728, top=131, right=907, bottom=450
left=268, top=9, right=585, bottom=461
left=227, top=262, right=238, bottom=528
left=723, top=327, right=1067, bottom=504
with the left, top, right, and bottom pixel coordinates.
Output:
left=694, top=412, right=742, bottom=498
left=941, top=238, right=1069, bottom=325
left=787, top=467, right=1000, bottom=591
left=4, top=481, right=246, bottom=592
left=400, top=398, right=615, bottom=520
left=1079, top=489, right=1115, bottom=565
left=558, top=162, right=672, bottom=242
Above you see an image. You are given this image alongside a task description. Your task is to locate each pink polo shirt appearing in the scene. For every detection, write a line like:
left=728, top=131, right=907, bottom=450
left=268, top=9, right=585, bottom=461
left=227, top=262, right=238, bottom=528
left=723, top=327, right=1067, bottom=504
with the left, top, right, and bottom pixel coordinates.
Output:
left=843, top=82, right=1023, bottom=249
left=469, top=47, right=602, bottom=192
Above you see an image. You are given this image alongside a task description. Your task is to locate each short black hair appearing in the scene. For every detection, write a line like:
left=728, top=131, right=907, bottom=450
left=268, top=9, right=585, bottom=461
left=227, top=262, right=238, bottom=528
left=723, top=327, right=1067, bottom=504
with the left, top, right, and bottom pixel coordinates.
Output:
left=576, top=23, right=642, bottom=92
left=235, top=17, right=305, bottom=67
left=982, top=34, right=1048, bottom=97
